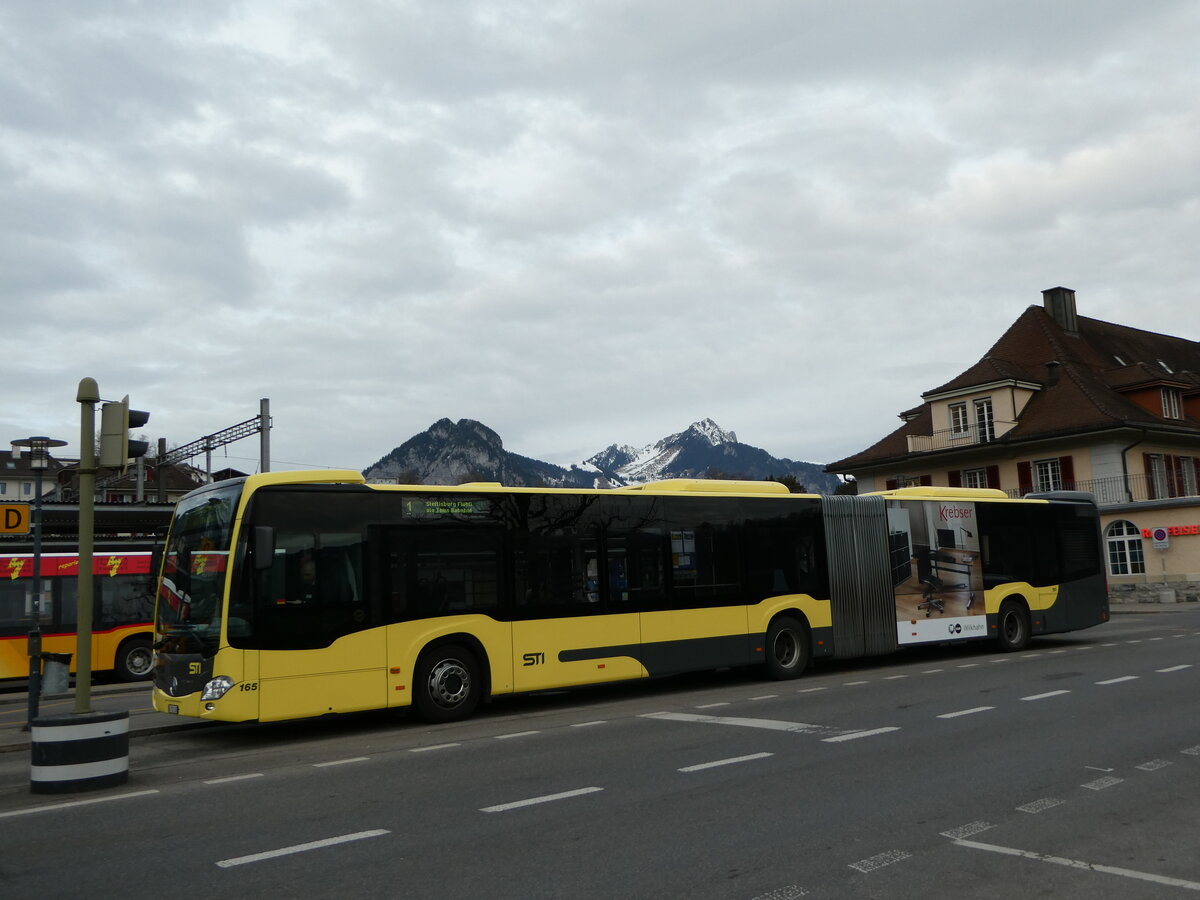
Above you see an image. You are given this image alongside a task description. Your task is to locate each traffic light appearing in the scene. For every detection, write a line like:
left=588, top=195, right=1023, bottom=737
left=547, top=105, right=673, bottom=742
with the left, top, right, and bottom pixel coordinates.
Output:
left=99, top=395, right=151, bottom=471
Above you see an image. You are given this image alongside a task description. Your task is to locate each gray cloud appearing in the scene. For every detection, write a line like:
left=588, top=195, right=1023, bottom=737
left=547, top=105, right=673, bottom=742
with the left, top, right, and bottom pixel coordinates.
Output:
left=2, top=1, right=1196, bottom=475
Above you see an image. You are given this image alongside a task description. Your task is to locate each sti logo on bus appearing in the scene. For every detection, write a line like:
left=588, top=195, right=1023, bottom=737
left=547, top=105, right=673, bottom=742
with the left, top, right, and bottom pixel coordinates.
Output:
left=522, top=652, right=545, bottom=667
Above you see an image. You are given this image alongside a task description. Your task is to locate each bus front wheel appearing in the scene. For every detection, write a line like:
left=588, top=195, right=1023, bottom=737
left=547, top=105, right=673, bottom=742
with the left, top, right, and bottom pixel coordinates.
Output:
left=414, top=644, right=482, bottom=723
left=765, top=616, right=810, bottom=680
left=997, top=600, right=1031, bottom=652
left=115, top=637, right=154, bottom=681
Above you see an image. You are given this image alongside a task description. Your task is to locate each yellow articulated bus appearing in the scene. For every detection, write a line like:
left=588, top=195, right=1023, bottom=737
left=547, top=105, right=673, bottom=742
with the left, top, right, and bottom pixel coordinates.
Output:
left=2, top=550, right=158, bottom=682
left=151, top=471, right=1109, bottom=724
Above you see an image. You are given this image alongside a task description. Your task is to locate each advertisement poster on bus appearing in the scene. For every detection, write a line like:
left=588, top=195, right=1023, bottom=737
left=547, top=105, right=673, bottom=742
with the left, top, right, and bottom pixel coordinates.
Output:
left=887, top=500, right=986, bottom=645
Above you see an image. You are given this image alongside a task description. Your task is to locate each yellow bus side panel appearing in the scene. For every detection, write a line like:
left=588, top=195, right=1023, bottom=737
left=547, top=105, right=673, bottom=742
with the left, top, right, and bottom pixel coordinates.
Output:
left=258, top=629, right=387, bottom=722
left=982, top=582, right=1058, bottom=615
left=512, top=613, right=642, bottom=691
left=640, top=606, right=747, bottom=647
left=387, top=616, right=514, bottom=709
left=746, top=595, right=833, bottom=635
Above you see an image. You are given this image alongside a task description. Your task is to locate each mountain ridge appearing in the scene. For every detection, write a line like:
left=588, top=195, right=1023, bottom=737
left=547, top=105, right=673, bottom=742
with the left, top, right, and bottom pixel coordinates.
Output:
left=363, top=417, right=842, bottom=493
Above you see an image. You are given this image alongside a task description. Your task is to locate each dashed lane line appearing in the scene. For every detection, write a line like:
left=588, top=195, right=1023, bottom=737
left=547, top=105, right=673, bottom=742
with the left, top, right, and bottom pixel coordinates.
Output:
left=1021, top=690, right=1071, bottom=701
left=480, top=786, right=603, bottom=813
left=205, top=773, right=263, bottom=785
left=215, top=829, right=389, bottom=868
left=937, top=706, right=995, bottom=719
left=1096, top=676, right=1139, bottom=685
left=679, top=752, right=774, bottom=773
left=822, top=727, right=900, bottom=743
left=952, top=838, right=1200, bottom=892
left=313, top=757, right=369, bottom=767
left=0, top=789, right=159, bottom=820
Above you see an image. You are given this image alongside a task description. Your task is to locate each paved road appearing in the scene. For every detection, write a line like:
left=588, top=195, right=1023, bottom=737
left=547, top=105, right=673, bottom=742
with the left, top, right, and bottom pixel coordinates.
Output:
left=1, top=605, right=1198, bottom=899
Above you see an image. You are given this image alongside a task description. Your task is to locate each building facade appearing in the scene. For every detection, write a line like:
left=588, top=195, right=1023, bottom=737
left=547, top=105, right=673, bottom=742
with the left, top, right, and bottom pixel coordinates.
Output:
left=826, top=288, right=1200, bottom=604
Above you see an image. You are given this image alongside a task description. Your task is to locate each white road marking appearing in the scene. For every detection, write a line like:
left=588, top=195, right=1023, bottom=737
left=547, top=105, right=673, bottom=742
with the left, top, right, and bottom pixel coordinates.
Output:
left=1136, top=759, right=1172, bottom=771
left=883, top=674, right=908, bottom=680
left=953, top=838, right=1200, bottom=891
left=204, top=773, right=263, bottom=785
left=750, top=884, right=807, bottom=900
left=570, top=720, right=607, bottom=728
left=480, top=787, right=603, bottom=813
left=922, top=668, right=944, bottom=674
left=1017, top=798, right=1064, bottom=813
left=696, top=702, right=730, bottom=709
left=937, top=706, right=995, bottom=719
left=679, top=752, right=774, bottom=772
left=313, top=757, right=369, bottom=767
left=844, top=681, right=870, bottom=686
left=409, top=743, right=461, bottom=752
left=823, top=727, right=900, bottom=742
left=215, top=829, right=389, bottom=868
left=750, top=694, right=779, bottom=701
left=1082, top=776, right=1123, bottom=790
left=797, top=687, right=826, bottom=693
left=0, top=789, right=159, bottom=820
left=1158, top=664, right=1192, bottom=673
left=849, top=850, right=911, bottom=872
left=496, top=731, right=539, bottom=740
left=1021, top=690, right=1070, bottom=701
left=642, top=711, right=839, bottom=736
left=957, top=663, right=980, bottom=669
left=940, top=821, right=994, bottom=839
left=1096, top=676, right=1138, bottom=685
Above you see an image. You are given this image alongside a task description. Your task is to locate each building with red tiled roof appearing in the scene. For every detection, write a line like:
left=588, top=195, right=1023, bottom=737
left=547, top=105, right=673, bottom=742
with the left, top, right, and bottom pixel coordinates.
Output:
left=826, top=287, right=1200, bottom=604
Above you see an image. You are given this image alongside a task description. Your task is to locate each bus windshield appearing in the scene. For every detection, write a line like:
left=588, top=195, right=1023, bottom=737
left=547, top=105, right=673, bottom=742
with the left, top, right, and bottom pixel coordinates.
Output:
left=155, top=481, right=242, bottom=655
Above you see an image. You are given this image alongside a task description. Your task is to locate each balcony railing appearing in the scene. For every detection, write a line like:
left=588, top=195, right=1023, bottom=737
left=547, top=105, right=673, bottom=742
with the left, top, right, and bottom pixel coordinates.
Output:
left=1003, top=473, right=1200, bottom=506
left=907, top=421, right=1017, bottom=453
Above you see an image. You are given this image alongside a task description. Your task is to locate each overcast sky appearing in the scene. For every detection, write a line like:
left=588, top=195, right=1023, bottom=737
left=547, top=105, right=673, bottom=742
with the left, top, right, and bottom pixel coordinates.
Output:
left=3, top=1, right=1197, bottom=476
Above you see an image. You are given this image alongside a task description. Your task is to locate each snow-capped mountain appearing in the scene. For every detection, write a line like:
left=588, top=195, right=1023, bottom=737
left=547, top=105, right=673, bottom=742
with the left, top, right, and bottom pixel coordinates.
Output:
left=362, top=418, right=842, bottom=493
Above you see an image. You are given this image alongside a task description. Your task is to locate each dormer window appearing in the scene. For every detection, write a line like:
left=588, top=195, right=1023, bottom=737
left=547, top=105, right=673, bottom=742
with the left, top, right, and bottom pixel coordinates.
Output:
left=949, top=402, right=969, bottom=436
left=1162, top=387, right=1182, bottom=419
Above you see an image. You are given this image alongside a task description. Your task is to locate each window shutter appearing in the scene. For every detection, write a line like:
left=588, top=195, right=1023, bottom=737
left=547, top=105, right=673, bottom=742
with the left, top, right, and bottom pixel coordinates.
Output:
left=948, top=470, right=962, bottom=487
left=986, top=465, right=1001, bottom=490
left=1169, top=455, right=1184, bottom=498
left=1058, top=455, right=1075, bottom=490
left=1017, top=461, right=1032, bottom=495
left=919, top=474, right=932, bottom=486
left=1143, top=453, right=1156, bottom=500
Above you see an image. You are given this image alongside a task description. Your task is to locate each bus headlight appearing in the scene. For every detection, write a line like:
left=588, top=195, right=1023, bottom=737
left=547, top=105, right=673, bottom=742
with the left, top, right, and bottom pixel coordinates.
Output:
left=200, top=676, right=234, bottom=700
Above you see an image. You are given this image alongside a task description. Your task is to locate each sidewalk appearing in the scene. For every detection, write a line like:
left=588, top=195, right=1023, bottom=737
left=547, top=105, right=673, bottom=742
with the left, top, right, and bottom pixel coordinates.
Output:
left=0, top=599, right=1190, bottom=754
left=0, top=680, right=210, bottom=754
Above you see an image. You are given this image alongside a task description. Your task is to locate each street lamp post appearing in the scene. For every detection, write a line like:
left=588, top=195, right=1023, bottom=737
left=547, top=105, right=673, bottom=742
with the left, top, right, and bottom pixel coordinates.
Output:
left=12, top=435, right=67, bottom=728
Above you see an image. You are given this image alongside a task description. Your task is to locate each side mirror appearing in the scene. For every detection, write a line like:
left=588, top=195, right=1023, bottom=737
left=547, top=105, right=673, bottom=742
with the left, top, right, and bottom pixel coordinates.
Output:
left=253, top=526, right=275, bottom=570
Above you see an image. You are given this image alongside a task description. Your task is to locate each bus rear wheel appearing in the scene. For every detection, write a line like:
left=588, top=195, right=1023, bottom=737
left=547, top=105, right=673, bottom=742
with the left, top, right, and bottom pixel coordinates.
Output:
left=115, top=637, right=154, bottom=681
left=414, top=644, right=481, bottom=723
left=765, top=616, right=810, bottom=680
left=997, top=600, right=1031, bottom=652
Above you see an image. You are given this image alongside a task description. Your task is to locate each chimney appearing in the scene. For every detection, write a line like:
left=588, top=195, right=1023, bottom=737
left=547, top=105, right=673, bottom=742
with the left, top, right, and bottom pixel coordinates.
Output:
left=1042, top=286, right=1078, bottom=333
left=1045, top=360, right=1062, bottom=386
left=10, top=442, right=20, bottom=460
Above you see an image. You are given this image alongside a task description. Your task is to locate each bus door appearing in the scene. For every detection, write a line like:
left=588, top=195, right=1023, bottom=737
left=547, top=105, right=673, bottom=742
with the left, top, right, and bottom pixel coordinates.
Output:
left=511, top=532, right=642, bottom=691
left=252, top=529, right=385, bottom=721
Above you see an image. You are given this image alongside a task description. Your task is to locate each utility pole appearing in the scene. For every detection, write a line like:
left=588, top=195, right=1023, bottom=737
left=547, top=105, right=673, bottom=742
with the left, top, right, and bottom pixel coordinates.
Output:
left=75, top=378, right=99, bottom=713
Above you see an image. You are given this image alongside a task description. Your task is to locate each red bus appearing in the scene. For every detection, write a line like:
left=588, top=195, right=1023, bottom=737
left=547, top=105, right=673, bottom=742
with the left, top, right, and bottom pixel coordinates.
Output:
left=0, top=550, right=158, bottom=681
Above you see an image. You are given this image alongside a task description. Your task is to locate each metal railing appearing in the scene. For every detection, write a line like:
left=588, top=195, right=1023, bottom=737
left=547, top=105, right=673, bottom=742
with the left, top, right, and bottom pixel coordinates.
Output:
left=1004, top=473, right=1200, bottom=506
left=907, top=421, right=1017, bottom=453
